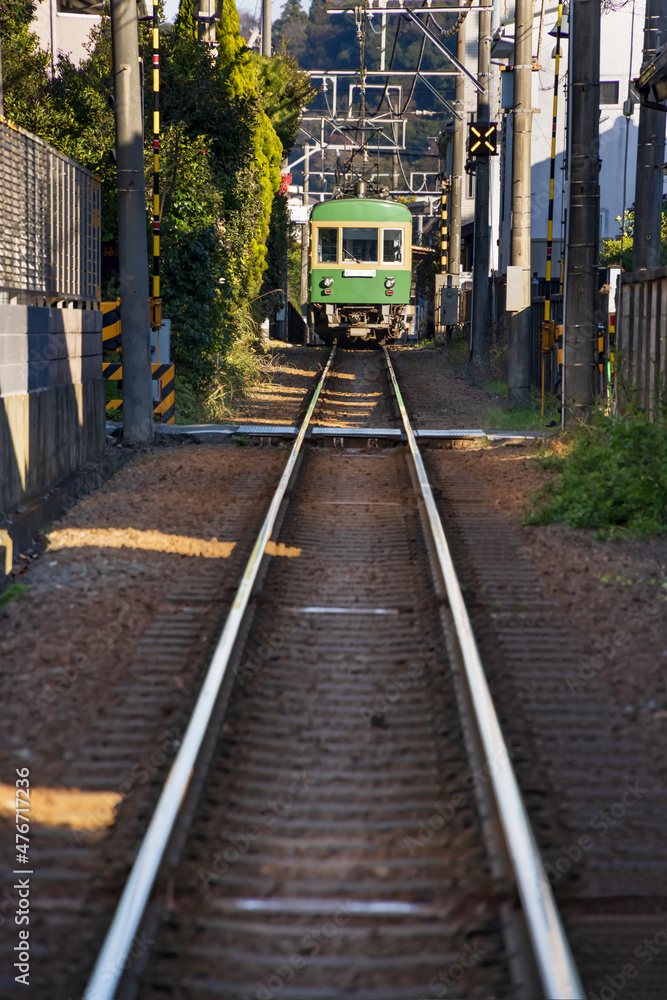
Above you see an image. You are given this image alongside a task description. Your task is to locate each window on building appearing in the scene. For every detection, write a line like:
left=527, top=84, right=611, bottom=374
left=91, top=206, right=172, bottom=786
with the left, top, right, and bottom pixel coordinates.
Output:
left=317, top=228, right=338, bottom=264
left=57, top=0, right=104, bottom=11
left=342, top=227, right=378, bottom=263
left=600, top=81, right=620, bottom=105
left=382, top=229, right=403, bottom=263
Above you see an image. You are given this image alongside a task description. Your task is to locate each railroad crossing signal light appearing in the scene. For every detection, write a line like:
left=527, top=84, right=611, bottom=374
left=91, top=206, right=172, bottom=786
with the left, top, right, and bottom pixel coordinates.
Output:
left=469, top=122, right=498, bottom=156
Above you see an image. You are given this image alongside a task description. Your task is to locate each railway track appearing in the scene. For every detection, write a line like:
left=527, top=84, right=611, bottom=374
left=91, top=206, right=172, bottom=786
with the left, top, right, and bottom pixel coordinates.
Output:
left=80, top=348, right=583, bottom=1000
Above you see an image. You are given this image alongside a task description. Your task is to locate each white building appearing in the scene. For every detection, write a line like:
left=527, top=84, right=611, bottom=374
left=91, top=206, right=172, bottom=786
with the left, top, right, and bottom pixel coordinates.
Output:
left=452, top=0, right=651, bottom=280
left=32, top=0, right=101, bottom=69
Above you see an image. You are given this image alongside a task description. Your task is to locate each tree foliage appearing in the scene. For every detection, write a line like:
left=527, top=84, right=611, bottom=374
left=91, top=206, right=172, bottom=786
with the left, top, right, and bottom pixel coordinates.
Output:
left=601, top=203, right=667, bottom=271
left=174, top=0, right=196, bottom=40
left=0, top=0, right=308, bottom=385
left=249, top=49, right=314, bottom=154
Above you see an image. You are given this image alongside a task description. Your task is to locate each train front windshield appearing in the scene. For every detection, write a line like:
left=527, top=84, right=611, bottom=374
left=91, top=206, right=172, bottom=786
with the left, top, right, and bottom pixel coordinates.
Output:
left=342, top=228, right=378, bottom=263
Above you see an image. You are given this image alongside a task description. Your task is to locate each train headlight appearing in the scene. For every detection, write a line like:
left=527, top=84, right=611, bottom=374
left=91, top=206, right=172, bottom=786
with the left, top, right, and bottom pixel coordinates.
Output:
left=323, top=277, right=334, bottom=288
left=384, top=278, right=395, bottom=288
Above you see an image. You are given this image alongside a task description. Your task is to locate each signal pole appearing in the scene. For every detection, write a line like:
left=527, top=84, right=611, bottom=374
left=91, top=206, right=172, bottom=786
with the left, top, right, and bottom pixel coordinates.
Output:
left=110, top=0, right=154, bottom=444
left=632, top=0, right=667, bottom=270
left=471, top=0, right=492, bottom=366
left=508, top=0, right=534, bottom=403
left=262, top=0, right=271, bottom=57
left=563, top=0, right=601, bottom=421
left=448, top=24, right=466, bottom=281
left=440, top=179, right=449, bottom=271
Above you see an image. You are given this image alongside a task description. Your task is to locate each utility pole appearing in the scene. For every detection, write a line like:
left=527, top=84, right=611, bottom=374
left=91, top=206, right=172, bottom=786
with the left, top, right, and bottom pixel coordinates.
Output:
left=632, top=0, right=667, bottom=270
left=448, top=24, right=466, bottom=280
left=470, top=0, right=492, bottom=366
left=300, top=145, right=310, bottom=338
left=563, top=0, right=600, bottom=421
left=111, top=0, right=154, bottom=445
left=0, top=19, right=4, bottom=117
left=262, top=0, right=271, bottom=57
left=508, top=0, right=534, bottom=403
left=197, top=0, right=217, bottom=50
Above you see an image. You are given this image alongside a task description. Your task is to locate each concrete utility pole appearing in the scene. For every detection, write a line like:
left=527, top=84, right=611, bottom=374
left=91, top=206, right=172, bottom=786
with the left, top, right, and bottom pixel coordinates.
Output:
left=262, top=0, right=271, bottom=57
left=448, top=25, right=466, bottom=280
left=111, top=0, right=154, bottom=445
left=197, top=0, right=217, bottom=49
left=508, top=0, right=534, bottom=403
left=632, top=0, right=667, bottom=270
left=300, top=145, right=310, bottom=334
left=563, top=0, right=601, bottom=421
left=0, top=20, right=4, bottom=117
left=470, top=0, right=492, bottom=366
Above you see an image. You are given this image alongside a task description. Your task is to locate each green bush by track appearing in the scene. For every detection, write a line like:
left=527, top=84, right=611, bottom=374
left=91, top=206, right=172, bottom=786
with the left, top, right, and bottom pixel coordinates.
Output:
left=526, top=413, right=667, bottom=538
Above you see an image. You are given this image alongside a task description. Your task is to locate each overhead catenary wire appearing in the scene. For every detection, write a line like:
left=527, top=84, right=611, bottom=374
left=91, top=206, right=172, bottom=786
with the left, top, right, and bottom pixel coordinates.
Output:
left=369, top=0, right=430, bottom=118
left=434, top=0, right=474, bottom=38
left=368, top=18, right=401, bottom=115
left=323, top=0, right=466, bottom=195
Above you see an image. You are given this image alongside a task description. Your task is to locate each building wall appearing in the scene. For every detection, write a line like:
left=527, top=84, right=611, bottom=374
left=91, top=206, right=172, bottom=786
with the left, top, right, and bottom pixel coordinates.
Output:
left=530, top=0, right=647, bottom=247
left=0, top=305, right=104, bottom=515
left=33, top=0, right=100, bottom=68
left=456, top=1, right=651, bottom=278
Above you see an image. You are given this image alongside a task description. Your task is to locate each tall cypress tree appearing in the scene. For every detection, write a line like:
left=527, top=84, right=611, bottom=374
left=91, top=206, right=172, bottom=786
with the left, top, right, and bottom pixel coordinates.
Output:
left=174, top=0, right=196, bottom=41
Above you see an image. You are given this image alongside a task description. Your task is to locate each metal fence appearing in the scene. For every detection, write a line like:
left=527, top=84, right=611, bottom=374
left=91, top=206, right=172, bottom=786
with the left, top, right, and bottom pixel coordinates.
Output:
left=617, top=267, right=667, bottom=417
left=0, top=119, right=101, bottom=303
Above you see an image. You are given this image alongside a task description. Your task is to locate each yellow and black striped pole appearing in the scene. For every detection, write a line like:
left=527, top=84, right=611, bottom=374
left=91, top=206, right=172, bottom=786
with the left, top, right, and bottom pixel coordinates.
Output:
left=151, top=0, right=161, bottom=330
left=542, top=1, right=563, bottom=414
left=440, top=178, right=448, bottom=273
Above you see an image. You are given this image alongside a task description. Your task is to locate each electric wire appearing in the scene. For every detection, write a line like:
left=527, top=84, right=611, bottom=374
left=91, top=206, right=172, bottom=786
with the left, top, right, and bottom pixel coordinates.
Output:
left=399, top=20, right=426, bottom=113
left=385, top=97, right=420, bottom=195
left=368, top=18, right=402, bottom=115
left=338, top=0, right=458, bottom=194
left=434, top=0, right=474, bottom=39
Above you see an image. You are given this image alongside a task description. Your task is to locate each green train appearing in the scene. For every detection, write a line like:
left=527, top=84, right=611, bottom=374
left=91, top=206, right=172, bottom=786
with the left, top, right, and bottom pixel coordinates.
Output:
left=309, top=195, right=413, bottom=346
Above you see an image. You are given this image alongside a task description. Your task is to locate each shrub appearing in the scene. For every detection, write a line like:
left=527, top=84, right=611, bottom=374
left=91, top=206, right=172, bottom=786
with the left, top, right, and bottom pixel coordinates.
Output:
left=526, top=412, right=667, bottom=537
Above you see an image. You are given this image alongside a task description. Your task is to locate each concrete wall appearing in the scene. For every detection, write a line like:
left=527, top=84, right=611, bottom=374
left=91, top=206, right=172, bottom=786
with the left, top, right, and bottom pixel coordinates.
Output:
left=0, top=304, right=105, bottom=515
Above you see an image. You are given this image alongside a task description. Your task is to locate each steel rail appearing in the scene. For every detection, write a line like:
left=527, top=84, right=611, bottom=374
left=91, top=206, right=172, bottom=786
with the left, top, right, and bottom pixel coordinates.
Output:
left=383, top=348, right=584, bottom=1000
left=83, top=347, right=337, bottom=1000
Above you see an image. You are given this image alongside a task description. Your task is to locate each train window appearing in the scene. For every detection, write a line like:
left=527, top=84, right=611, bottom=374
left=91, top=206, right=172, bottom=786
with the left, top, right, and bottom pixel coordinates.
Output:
left=342, top=227, right=378, bottom=263
left=383, top=229, right=403, bottom=263
left=317, top=228, right=338, bottom=263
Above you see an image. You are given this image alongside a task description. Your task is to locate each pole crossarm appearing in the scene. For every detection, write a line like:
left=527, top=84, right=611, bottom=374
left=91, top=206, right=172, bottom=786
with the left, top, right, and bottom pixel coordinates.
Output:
left=417, top=72, right=462, bottom=119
